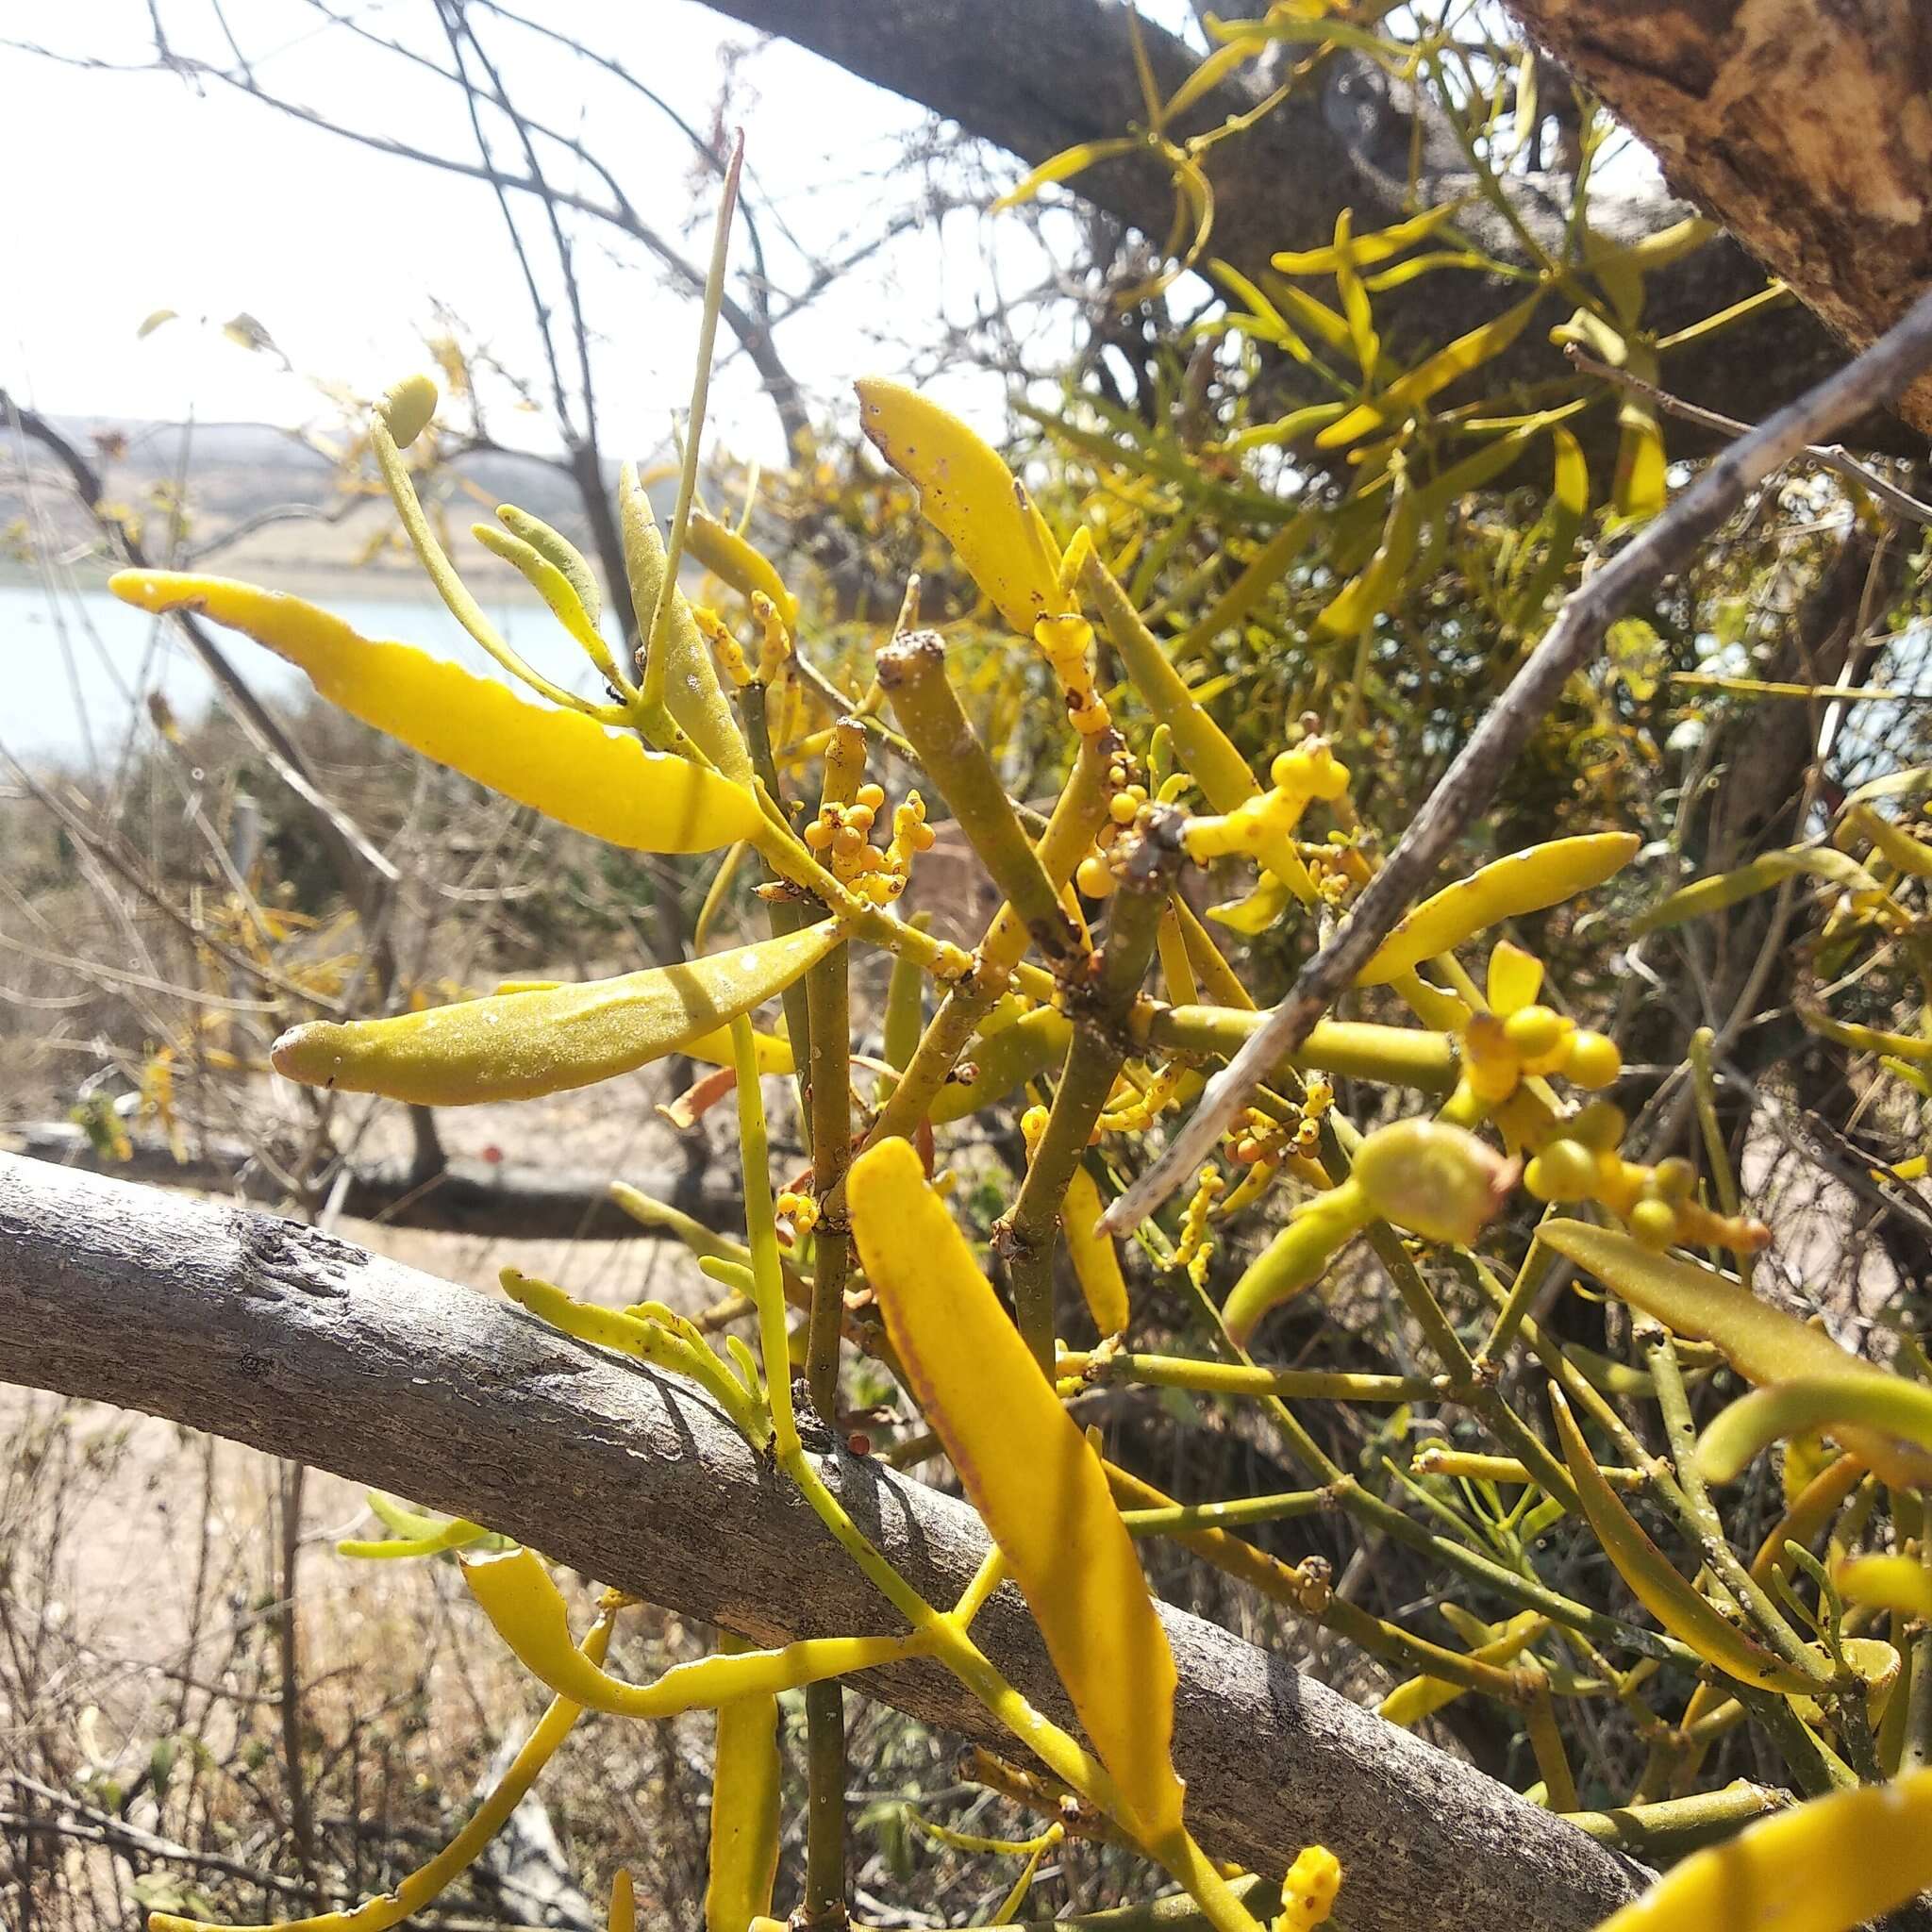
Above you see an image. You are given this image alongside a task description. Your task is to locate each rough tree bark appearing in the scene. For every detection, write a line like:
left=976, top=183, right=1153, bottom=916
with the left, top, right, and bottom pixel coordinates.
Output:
left=1504, top=0, right=1932, bottom=435
left=0, top=1153, right=1649, bottom=1932
left=698, top=0, right=1920, bottom=448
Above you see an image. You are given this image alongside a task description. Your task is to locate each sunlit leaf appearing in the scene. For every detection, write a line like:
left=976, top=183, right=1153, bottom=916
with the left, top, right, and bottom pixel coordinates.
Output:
left=152, top=1609, right=619, bottom=1932
left=272, top=923, right=841, bottom=1106
left=1064, top=1164, right=1130, bottom=1337
left=464, top=1548, right=924, bottom=1717
left=1632, top=846, right=1879, bottom=934
left=704, top=1636, right=782, bottom=1932
left=1697, top=1374, right=1932, bottom=1486
left=1549, top=1389, right=1813, bottom=1692
left=108, top=573, right=764, bottom=854
left=847, top=1138, right=1187, bottom=1849
left=928, top=1007, right=1073, bottom=1124
left=857, top=378, right=1073, bottom=635
left=1835, top=1554, right=1932, bottom=1621
left=1355, top=833, right=1639, bottom=985
left=618, top=467, right=758, bottom=785
left=991, top=137, right=1140, bottom=212
left=1314, top=465, right=1418, bottom=637
left=1541, top=1220, right=1932, bottom=1487
left=1588, top=1770, right=1932, bottom=1932
left=1316, top=293, right=1541, bottom=448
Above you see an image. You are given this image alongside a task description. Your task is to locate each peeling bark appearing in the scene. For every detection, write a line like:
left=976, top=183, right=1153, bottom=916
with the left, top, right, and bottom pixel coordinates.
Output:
left=1505, top=0, right=1932, bottom=433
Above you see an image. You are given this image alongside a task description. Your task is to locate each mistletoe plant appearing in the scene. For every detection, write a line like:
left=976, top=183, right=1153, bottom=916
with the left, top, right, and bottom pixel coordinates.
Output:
left=106, top=134, right=1932, bottom=1932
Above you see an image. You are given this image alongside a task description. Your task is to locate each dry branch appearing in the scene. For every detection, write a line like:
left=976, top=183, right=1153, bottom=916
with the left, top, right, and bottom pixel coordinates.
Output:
left=0, top=1152, right=1646, bottom=1932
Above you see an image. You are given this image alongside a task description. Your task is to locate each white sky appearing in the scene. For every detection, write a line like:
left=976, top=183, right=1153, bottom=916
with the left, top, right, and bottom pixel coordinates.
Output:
left=1, top=1, right=1200, bottom=465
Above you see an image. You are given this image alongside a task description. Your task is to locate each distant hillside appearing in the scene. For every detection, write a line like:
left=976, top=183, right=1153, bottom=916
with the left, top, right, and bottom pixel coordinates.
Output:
left=4, top=414, right=663, bottom=588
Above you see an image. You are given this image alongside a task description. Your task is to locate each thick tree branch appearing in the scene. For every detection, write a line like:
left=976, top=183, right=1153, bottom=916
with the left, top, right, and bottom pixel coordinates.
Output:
left=699, top=0, right=1896, bottom=447
left=0, top=1153, right=1646, bottom=1932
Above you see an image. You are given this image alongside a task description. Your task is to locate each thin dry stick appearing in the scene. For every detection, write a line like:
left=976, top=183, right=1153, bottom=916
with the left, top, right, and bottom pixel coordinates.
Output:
left=1562, top=343, right=1932, bottom=525
left=1103, top=281, right=1932, bottom=1235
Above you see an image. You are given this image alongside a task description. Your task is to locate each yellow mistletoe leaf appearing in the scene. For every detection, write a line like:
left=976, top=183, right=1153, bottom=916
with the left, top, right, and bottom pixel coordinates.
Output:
left=152, top=1609, right=619, bottom=1932
left=463, top=1548, right=924, bottom=1718
left=272, top=923, right=841, bottom=1106
left=856, top=377, right=1074, bottom=636
left=1064, top=1163, right=1130, bottom=1338
left=1315, top=293, right=1541, bottom=449
left=1541, top=1221, right=1932, bottom=1488
left=108, top=573, right=763, bottom=854
left=1549, top=1389, right=1814, bottom=1693
left=1697, top=1374, right=1932, bottom=1488
left=380, top=374, right=439, bottom=449
left=847, top=1138, right=1186, bottom=1849
left=1355, top=832, right=1639, bottom=986
left=927, top=1007, right=1073, bottom=1124
left=1835, top=1554, right=1932, bottom=1621
left=991, top=137, right=1140, bottom=213
left=608, top=1871, right=636, bottom=1932
left=704, top=1637, right=782, bottom=1932
left=618, top=464, right=757, bottom=787
left=1632, top=846, right=1878, bottom=934
left=687, top=508, right=799, bottom=630
left=1589, top=1770, right=1932, bottom=1932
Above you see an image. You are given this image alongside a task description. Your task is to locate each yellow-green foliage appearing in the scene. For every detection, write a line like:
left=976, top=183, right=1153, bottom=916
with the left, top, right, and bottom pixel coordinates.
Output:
left=107, top=25, right=1932, bottom=1932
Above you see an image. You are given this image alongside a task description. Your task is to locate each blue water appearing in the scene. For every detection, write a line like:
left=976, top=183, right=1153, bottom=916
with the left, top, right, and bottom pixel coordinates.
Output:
left=0, top=579, right=617, bottom=776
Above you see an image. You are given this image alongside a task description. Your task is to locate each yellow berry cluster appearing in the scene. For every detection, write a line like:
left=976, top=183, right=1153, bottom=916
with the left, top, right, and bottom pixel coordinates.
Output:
left=1523, top=1105, right=1768, bottom=1255
left=803, top=783, right=937, bottom=905
left=1076, top=748, right=1147, bottom=900
left=1173, top=1163, right=1224, bottom=1289
left=1462, top=1003, right=1623, bottom=1104
left=692, top=603, right=754, bottom=688
left=748, top=591, right=793, bottom=682
left=1230, top=1074, right=1334, bottom=1168
left=1098, top=1060, right=1186, bottom=1135
left=694, top=592, right=793, bottom=691
left=774, top=1188, right=819, bottom=1242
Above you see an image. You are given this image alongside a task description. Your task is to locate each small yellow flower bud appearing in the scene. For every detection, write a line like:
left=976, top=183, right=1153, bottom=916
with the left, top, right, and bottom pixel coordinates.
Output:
left=1076, top=854, right=1115, bottom=899
left=1652, top=1157, right=1697, bottom=1200
left=1629, top=1197, right=1679, bottom=1249
left=1564, top=1029, right=1623, bottom=1090
left=1524, top=1138, right=1599, bottom=1203
left=1503, top=1005, right=1569, bottom=1064
left=380, top=374, right=439, bottom=448
left=1570, top=1099, right=1627, bottom=1151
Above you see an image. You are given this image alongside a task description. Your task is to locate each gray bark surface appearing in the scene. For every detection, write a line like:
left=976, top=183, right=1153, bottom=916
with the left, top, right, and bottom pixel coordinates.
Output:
left=0, top=1152, right=1648, bottom=1932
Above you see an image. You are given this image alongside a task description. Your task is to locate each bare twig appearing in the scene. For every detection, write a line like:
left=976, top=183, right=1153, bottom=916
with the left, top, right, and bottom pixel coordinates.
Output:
left=1103, top=282, right=1932, bottom=1234
left=1563, top=344, right=1932, bottom=524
